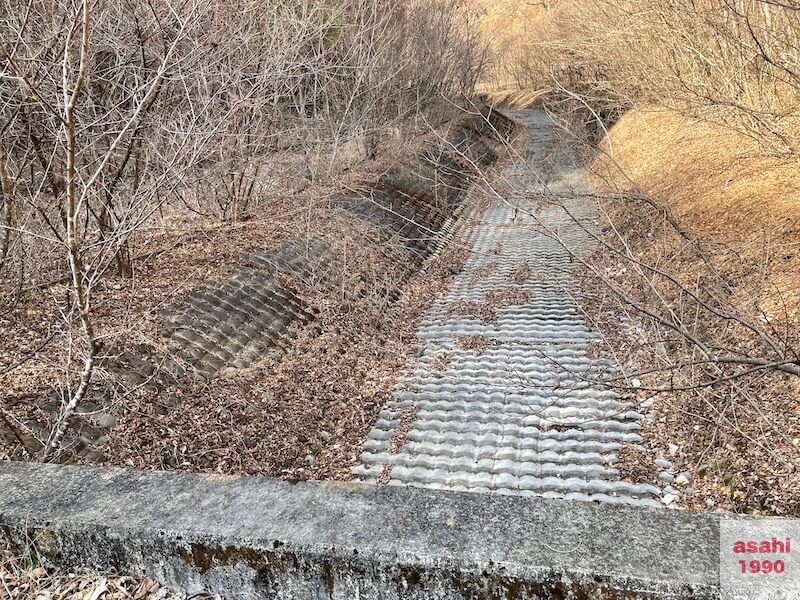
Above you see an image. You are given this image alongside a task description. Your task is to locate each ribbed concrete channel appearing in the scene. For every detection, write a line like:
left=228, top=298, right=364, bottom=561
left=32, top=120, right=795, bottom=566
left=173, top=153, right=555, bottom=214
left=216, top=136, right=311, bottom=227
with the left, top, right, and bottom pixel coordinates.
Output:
left=3, top=109, right=757, bottom=600
left=356, top=109, right=660, bottom=507
left=3, top=108, right=512, bottom=464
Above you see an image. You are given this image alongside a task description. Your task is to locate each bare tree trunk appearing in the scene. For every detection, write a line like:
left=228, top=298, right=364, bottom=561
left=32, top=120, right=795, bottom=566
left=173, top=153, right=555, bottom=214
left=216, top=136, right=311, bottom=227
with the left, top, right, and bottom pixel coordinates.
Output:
left=0, top=142, right=13, bottom=271
left=41, top=0, right=96, bottom=463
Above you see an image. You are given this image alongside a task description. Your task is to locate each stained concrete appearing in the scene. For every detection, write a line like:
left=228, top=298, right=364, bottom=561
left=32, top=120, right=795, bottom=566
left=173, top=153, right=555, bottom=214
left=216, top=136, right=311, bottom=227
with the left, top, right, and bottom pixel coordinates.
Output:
left=356, top=109, right=659, bottom=507
left=0, top=461, right=724, bottom=599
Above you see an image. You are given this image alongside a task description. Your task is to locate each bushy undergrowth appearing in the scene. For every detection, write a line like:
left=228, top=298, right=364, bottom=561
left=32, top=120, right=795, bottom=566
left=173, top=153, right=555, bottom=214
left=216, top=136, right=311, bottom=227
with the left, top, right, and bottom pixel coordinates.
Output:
left=486, top=0, right=800, bottom=154
left=0, top=0, right=490, bottom=462
left=0, top=0, right=487, bottom=287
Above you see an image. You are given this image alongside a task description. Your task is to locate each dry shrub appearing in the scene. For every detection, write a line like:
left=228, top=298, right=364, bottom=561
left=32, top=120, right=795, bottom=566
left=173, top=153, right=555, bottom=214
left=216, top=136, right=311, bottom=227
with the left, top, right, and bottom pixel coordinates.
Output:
left=587, top=107, right=800, bottom=515
left=481, top=0, right=800, bottom=154
left=0, top=0, right=488, bottom=298
left=470, top=0, right=550, bottom=93
left=0, top=0, right=490, bottom=460
left=595, top=107, right=800, bottom=320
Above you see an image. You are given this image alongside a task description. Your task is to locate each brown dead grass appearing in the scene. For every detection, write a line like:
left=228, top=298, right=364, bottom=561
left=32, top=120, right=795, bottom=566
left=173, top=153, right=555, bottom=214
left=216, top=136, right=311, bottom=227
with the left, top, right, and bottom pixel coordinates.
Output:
left=470, top=0, right=548, bottom=94
left=589, top=107, right=800, bottom=515
left=595, top=107, right=800, bottom=319
left=0, top=539, right=190, bottom=600
left=598, top=107, right=800, bottom=214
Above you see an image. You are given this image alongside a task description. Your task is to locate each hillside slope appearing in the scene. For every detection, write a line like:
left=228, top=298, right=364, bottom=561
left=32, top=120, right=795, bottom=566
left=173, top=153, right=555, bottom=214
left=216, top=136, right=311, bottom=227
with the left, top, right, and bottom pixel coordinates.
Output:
left=590, top=108, right=800, bottom=514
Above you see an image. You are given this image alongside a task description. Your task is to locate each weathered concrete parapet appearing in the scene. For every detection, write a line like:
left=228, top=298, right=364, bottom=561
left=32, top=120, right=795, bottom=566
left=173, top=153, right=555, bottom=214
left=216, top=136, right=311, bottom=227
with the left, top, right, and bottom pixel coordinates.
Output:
left=0, top=462, right=720, bottom=599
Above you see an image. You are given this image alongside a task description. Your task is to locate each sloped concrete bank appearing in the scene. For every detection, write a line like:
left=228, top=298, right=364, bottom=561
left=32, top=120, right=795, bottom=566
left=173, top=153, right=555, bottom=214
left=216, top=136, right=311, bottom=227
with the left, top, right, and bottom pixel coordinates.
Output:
left=0, top=462, right=723, bottom=599
left=3, top=106, right=516, bottom=465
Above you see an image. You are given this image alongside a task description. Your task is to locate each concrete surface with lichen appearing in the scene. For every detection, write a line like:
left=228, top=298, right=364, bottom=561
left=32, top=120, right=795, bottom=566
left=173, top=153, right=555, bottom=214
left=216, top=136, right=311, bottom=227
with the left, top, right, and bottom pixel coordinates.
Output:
left=0, top=461, right=727, bottom=599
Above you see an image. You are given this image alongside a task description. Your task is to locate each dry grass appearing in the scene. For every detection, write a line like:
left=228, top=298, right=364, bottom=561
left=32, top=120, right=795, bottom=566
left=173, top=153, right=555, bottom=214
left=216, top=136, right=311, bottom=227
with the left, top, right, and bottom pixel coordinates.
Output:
left=469, top=0, right=548, bottom=94
left=594, top=107, right=800, bottom=319
left=476, top=1, right=800, bottom=154
left=0, top=539, right=192, bottom=600
left=588, top=108, right=800, bottom=515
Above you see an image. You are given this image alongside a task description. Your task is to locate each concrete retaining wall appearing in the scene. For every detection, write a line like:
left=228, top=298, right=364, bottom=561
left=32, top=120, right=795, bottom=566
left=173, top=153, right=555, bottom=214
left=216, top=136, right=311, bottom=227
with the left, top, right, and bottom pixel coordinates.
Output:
left=0, top=462, right=724, bottom=599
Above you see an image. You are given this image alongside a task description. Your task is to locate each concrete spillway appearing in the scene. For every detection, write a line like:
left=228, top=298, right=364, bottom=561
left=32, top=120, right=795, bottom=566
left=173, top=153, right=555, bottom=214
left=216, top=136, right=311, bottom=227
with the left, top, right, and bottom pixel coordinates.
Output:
left=356, top=109, right=660, bottom=508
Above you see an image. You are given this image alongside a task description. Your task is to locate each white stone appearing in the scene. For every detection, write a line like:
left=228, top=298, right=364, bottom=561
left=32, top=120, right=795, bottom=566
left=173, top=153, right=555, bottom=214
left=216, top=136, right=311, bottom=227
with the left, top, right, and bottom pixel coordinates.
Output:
left=668, top=443, right=679, bottom=456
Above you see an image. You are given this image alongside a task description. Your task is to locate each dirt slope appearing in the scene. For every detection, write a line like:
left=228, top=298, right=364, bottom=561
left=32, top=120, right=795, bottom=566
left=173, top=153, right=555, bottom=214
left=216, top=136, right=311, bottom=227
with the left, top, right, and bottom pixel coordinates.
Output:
left=597, top=108, right=800, bottom=320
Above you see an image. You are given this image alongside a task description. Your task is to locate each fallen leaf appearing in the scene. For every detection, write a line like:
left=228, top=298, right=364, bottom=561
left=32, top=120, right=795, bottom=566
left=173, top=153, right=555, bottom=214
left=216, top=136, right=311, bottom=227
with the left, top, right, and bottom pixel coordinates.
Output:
left=133, top=578, right=157, bottom=600
left=86, top=578, right=108, bottom=600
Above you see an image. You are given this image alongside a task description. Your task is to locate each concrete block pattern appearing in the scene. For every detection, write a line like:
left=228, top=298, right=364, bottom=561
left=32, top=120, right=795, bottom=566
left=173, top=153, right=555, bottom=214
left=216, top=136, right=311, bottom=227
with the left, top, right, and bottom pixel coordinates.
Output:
left=21, top=108, right=517, bottom=464
left=357, top=109, right=660, bottom=508
left=133, top=110, right=518, bottom=385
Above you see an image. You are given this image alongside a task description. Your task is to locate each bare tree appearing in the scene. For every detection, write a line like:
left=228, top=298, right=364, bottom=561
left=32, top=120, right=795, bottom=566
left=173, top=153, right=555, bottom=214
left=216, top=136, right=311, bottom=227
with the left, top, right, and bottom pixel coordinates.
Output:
left=505, top=0, right=800, bottom=154
left=0, top=0, right=489, bottom=460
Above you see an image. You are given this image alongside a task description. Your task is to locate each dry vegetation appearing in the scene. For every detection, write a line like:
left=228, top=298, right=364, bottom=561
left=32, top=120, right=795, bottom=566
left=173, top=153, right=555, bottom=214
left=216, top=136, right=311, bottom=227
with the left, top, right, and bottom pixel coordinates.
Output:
left=476, top=0, right=800, bottom=514
left=1, top=0, right=797, bottom=530
left=1, top=538, right=194, bottom=600
left=483, top=0, right=800, bottom=152
left=597, top=108, right=800, bottom=323
left=16, top=0, right=800, bottom=593
left=469, top=0, right=546, bottom=95
left=588, top=108, right=800, bottom=515
left=0, top=0, right=490, bottom=464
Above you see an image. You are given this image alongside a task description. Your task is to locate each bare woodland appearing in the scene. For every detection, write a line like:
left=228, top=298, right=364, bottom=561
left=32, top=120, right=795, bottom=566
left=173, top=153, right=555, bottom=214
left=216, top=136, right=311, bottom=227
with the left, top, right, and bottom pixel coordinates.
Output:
left=1, top=0, right=798, bottom=517
left=1, top=0, right=487, bottom=463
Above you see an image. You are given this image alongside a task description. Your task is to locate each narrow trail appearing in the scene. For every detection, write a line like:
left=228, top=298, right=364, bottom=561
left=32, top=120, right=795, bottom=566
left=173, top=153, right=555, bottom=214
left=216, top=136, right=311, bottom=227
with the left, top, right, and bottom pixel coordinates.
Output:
left=355, top=109, right=661, bottom=508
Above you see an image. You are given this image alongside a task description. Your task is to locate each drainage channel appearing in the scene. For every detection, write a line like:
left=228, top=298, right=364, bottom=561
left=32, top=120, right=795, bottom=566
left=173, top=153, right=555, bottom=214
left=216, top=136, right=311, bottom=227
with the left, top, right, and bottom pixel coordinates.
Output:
left=4, top=107, right=514, bottom=465
left=0, top=109, right=747, bottom=600
left=355, top=109, right=660, bottom=508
